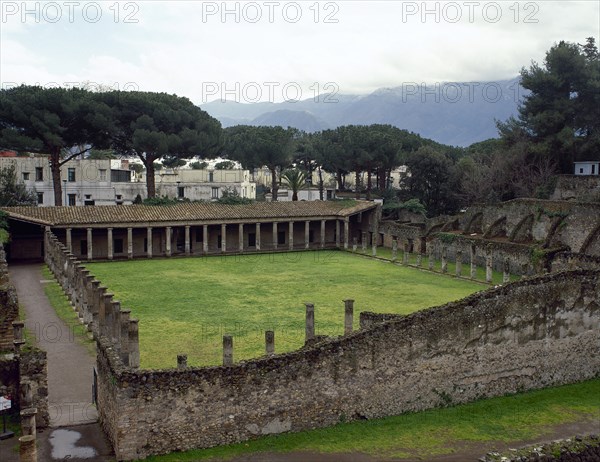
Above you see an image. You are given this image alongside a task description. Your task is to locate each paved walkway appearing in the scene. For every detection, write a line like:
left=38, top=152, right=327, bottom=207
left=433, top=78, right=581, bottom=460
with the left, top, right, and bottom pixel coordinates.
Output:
left=1, top=263, right=114, bottom=461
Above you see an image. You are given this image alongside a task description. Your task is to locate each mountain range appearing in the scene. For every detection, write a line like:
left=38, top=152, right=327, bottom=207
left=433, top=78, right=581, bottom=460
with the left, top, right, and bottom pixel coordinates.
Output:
left=201, top=78, right=525, bottom=147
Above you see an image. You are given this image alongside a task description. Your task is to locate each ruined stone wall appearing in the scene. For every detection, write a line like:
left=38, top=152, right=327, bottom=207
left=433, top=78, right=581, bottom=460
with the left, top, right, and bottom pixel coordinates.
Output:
left=551, top=252, right=600, bottom=272
left=19, top=350, right=49, bottom=427
left=551, top=175, right=600, bottom=202
left=44, top=228, right=600, bottom=460
left=0, top=245, right=19, bottom=350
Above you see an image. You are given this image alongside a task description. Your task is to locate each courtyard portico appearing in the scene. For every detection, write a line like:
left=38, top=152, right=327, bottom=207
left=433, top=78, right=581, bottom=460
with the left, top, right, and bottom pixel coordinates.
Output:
left=2, top=201, right=380, bottom=261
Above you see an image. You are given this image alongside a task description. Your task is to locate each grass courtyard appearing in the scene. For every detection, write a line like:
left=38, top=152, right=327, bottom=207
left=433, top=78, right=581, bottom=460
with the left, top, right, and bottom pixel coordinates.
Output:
left=87, top=250, right=485, bottom=369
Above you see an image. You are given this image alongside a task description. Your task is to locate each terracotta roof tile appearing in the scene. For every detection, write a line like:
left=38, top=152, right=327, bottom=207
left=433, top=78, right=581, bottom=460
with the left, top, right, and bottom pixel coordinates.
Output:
left=2, top=201, right=378, bottom=227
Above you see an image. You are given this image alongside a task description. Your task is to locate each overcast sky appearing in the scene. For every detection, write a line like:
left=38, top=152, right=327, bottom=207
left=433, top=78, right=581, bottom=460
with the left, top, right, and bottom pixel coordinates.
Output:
left=1, top=1, right=598, bottom=104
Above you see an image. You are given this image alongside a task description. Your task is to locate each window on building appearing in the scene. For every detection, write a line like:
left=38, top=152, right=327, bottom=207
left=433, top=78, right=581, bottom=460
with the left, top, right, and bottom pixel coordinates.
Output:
left=278, top=231, right=285, bottom=245
left=248, top=232, right=256, bottom=247
left=68, top=168, right=76, bottom=182
left=99, top=169, right=107, bottom=181
left=211, top=187, right=219, bottom=199
left=178, top=186, right=185, bottom=198
left=580, top=168, right=584, bottom=174
left=209, top=172, right=214, bottom=182
left=35, top=167, right=43, bottom=181
left=68, top=194, right=76, bottom=206
left=37, top=192, right=44, bottom=205
left=84, top=200, right=95, bottom=206
left=114, top=238, right=124, bottom=254
left=80, top=240, right=87, bottom=255
left=22, top=172, right=30, bottom=180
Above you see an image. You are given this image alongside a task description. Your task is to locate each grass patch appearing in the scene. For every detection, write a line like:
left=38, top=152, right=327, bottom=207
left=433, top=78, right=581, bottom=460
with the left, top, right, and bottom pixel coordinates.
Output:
left=146, top=378, right=600, bottom=461
left=365, top=247, right=519, bottom=285
left=87, top=250, right=483, bottom=369
left=41, top=266, right=96, bottom=357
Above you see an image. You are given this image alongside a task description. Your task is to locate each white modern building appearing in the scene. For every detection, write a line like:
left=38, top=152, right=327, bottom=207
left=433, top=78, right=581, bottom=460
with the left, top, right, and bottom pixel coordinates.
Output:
left=574, top=161, right=600, bottom=176
left=0, top=155, right=256, bottom=206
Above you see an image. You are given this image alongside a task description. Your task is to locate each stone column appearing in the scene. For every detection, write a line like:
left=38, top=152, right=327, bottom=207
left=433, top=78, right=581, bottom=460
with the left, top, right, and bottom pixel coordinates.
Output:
left=66, top=228, right=72, bottom=253
left=335, top=220, right=340, bottom=247
left=20, top=407, right=37, bottom=437
left=120, top=309, right=131, bottom=365
left=185, top=226, right=191, bottom=255
left=456, top=249, right=463, bottom=277
left=265, top=330, right=275, bottom=356
left=305, top=303, right=315, bottom=342
left=403, top=242, right=410, bottom=265
left=503, top=257, right=510, bottom=283
left=86, top=227, right=93, bottom=260
left=304, top=221, right=310, bottom=250
left=107, top=228, right=113, bottom=260
left=128, top=319, right=140, bottom=368
left=428, top=243, right=434, bottom=271
left=177, top=354, right=187, bottom=370
left=441, top=246, right=448, bottom=273
left=147, top=227, right=153, bottom=258
left=272, top=222, right=278, bottom=250
left=221, top=224, right=226, bottom=252
left=361, top=232, right=367, bottom=252
left=111, top=301, right=121, bottom=345
left=255, top=223, right=261, bottom=251
left=289, top=221, right=294, bottom=250
left=391, top=239, right=398, bottom=262
left=165, top=227, right=172, bottom=257
left=372, top=240, right=377, bottom=256
left=203, top=225, right=209, bottom=254
left=344, top=299, right=354, bottom=335
left=416, top=252, right=423, bottom=267
left=223, top=335, right=233, bottom=366
left=13, top=321, right=24, bottom=342
left=470, top=244, right=477, bottom=279
left=238, top=223, right=244, bottom=252
left=486, top=249, right=493, bottom=283
left=127, top=227, right=133, bottom=259
left=352, top=237, right=357, bottom=252
left=343, top=218, right=349, bottom=250
left=320, top=220, right=326, bottom=249
left=18, top=434, right=36, bottom=462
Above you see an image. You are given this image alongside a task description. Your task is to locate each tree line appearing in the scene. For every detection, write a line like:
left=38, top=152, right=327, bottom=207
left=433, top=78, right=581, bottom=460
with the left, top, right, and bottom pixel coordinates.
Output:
left=1, top=38, right=597, bottom=213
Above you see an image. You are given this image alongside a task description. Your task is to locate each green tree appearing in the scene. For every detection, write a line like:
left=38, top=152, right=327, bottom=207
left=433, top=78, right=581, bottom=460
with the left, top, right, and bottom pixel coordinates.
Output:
left=498, top=38, right=600, bottom=172
left=100, top=91, right=222, bottom=198
left=0, top=85, right=112, bottom=205
left=214, top=160, right=236, bottom=170
left=224, top=126, right=294, bottom=200
left=0, top=164, right=37, bottom=206
left=190, top=161, right=209, bottom=170
left=162, top=156, right=187, bottom=169
left=281, top=169, right=307, bottom=201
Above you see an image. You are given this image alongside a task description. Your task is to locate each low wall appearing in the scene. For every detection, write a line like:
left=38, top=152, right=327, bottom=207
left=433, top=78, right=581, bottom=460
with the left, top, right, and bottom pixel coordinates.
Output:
left=551, top=175, right=600, bottom=202
left=44, top=229, right=600, bottom=461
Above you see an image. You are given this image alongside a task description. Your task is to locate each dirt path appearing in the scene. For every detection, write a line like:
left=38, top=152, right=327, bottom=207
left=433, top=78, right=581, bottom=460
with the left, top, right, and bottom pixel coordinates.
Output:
left=9, top=263, right=97, bottom=427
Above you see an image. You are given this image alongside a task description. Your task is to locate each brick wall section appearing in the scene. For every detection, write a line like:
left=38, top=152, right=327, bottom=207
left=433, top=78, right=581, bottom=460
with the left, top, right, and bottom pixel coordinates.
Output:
left=101, top=271, right=599, bottom=460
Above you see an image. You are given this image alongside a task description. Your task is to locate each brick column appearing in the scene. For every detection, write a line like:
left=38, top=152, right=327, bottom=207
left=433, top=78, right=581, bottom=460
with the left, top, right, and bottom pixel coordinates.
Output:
left=147, top=227, right=153, bottom=258
left=441, top=246, right=448, bottom=273
left=255, top=223, right=261, bottom=251
left=343, top=218, right=349, bottom=250
left=185, top=226, right=191, bottom=255
left=320, top=220, right=326, bottom=249
left=86, top=227, right=93, bottom=260
left=272, top=222, right=278, bottom=250
left=470, top=243, right=477, bottom=279
left=239, top=223, right=244, bottom=252
left=127, top=227, right=133, bottom=259
left=289, top=221, right=294, bottom=250
left=107, top=228, right=113, bottom=260
left=221, top=224, right=226, bottom=252
left=203, top=225, right=209, bottom=253
left=304, top=221, right=310, bottom=249
left=486, top=249, right=493, bottom=283
left=66, top=228, right=72, bottom=253
left=165, top=226, right=172, bottom=257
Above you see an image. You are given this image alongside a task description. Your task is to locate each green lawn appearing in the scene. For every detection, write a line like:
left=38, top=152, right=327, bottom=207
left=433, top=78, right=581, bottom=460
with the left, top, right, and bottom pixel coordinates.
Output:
left=145, top=378, right=600, bottom=461
left=87, top=250, right=484, bottom=369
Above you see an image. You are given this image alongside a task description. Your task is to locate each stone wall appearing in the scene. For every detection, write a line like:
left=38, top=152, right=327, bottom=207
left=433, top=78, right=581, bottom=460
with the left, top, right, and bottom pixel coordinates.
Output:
left=44, top=228, right=600, bottom=461
left=0, top=245, right=19, bottom=351
left=551, top=175, right=600, bottom=202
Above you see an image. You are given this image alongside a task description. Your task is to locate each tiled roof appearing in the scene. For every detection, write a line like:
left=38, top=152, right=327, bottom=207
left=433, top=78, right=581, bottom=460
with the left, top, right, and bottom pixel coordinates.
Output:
left=2, top=201, right=378, bottom=226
